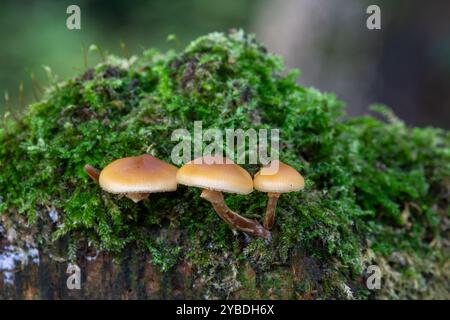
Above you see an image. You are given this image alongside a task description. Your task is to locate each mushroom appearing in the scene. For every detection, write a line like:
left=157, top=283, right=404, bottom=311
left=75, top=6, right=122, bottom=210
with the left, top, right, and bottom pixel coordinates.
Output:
left=96, top=154, right=178, bottom=202
left=254, top=160, right=304, bottom=229
left=176, top=156, right=270, bottom=239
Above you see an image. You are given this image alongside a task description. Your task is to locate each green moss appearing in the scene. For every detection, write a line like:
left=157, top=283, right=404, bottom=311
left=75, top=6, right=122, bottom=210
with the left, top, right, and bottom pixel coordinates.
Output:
left=1, top=30, right=449, bottom=299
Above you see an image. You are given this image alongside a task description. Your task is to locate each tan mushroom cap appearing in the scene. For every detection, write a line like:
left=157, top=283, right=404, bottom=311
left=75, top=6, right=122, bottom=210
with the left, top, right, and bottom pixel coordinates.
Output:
left=176, top=156, right=253, bottom=194
left=254, top=160, right=304, bottom=193
left=99, top=154, right=178, bottom=194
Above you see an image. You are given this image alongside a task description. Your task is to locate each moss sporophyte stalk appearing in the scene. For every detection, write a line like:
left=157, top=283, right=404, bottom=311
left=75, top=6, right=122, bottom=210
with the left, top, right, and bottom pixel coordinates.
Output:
left=0, top=30, right=449, bottom=299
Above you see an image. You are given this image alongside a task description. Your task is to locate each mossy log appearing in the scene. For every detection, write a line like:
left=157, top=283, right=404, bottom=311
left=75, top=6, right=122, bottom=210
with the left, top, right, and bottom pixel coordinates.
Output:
left=0, top=212, right=329, bottom=299
left=0, top=30, right=449, bottom=299
left=0, top=247, right=196, bottom=300
left=0, top=239, right=322, bottom=300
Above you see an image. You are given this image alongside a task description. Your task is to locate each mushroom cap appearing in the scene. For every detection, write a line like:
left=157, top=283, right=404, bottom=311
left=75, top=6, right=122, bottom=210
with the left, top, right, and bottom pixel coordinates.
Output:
left=99, top=154, right=178, bottom=194
left=254, top=160, right=304, bottom=193
left=176, top=156, right=253, bottom=194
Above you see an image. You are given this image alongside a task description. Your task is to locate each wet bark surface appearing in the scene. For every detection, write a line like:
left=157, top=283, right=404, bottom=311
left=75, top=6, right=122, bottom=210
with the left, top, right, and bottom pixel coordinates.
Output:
left=0, top=237, right=323, bottom=300
left=0, top=247, right=197, bottom=300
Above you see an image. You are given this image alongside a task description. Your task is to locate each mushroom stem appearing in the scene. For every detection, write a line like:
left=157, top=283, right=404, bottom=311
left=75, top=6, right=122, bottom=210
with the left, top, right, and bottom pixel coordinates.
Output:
left=125, top=192, right=149, bottom=203
left=263, top=192, right=280, bottom=229
left=84, top=164, right=100, bottom=184
left=200, top=189, right=271, bottom=239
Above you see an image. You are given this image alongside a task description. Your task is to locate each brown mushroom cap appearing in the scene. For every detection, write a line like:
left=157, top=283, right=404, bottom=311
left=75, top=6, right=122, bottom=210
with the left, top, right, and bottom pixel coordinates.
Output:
left=99, top=154, right=178, bottom=194
left=176, top=156, right=253, bottom=194
left=254, top=160, right=304, bottom=193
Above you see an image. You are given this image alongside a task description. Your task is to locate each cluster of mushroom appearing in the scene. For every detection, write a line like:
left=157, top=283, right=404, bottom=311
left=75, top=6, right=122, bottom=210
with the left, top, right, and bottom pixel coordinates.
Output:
left=85, top=154, right=304, bottom=240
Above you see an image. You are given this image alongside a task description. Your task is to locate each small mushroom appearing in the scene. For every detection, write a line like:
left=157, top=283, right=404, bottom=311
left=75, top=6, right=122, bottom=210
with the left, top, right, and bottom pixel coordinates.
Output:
left=254, top=160, right=304, bottom=229
left=176, top=156, right=270, bottom=239
left=96, top=154, right=178, bottom=202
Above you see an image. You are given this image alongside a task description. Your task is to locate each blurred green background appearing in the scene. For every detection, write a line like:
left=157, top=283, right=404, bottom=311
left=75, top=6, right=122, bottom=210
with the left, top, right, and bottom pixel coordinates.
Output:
left=0, top=0, right=259, bottom=107
left=1, top=0, right=449, bottom=128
